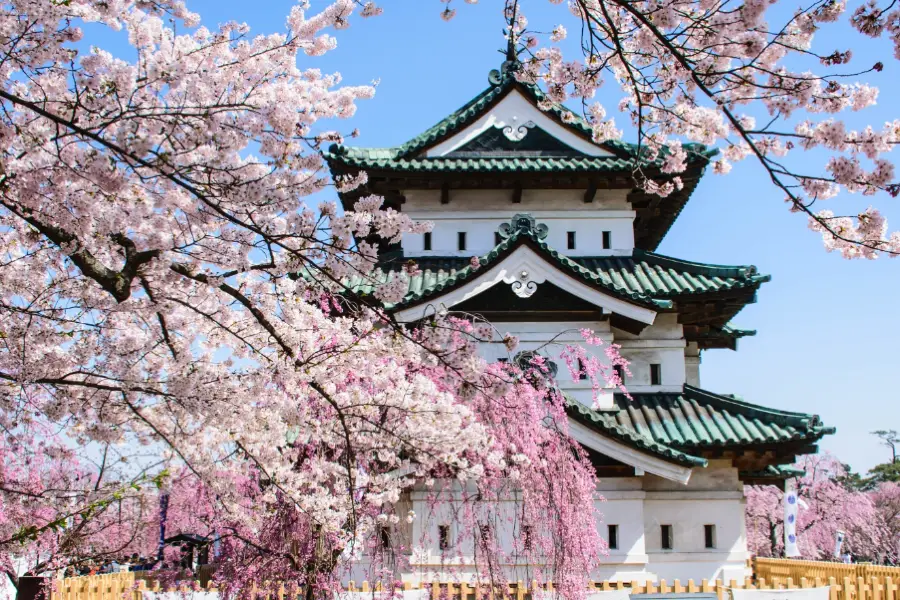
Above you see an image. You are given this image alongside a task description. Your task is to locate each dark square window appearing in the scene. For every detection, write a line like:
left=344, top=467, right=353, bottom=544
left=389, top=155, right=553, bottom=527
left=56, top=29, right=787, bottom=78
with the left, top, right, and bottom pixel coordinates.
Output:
left=613, top=364, right=625, bottom=383
left=602, top=231, right=612, bottom=250
left=438, top=525, right=451, bottom=550
left=379, top=526, right=390, bottom=549
left=650, top=363, right=662, bottom=385
left=522, top=525, right=533, bottom=551
left=661, top=524, right=673, bottom=550
left=577, top=358, right=588, bottom=381
left=423, top=232, right=432, bottom=251
left=458, top=231, right=467, bottom=251
left=567, top=231, right=576, bottom=250
left=705, top=524, right=716, bottom=549
left=608, top=524, right=619, bottom=550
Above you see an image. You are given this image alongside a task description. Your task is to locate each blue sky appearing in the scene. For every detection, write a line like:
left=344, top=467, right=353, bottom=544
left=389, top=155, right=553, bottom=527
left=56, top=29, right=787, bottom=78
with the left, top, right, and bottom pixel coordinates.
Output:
left=85, top=0, right=900, bottom=473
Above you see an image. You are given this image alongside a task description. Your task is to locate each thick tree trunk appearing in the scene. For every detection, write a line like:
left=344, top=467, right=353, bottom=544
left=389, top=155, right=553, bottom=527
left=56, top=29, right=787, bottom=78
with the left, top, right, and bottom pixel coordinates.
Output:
left=770, top=521, right=781, bottom=557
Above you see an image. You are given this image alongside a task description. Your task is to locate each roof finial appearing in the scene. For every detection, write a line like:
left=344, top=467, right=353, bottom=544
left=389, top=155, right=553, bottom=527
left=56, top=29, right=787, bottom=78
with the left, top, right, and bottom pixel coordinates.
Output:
left=503, top=0, right=520, bottom=64
left=489, top=2, right=521, bottom=85
left=505, top=25, right=517, bottom=62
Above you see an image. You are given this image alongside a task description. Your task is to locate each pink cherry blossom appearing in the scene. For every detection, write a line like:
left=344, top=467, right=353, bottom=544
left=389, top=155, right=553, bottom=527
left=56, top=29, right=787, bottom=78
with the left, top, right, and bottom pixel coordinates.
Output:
left=445, top=0, right=900, bottom=257
left=0, top=4, right=630, bottom=599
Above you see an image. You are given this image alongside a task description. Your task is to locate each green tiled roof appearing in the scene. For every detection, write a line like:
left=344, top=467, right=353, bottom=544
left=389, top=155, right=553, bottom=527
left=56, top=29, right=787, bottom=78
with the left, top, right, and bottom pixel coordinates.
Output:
left=611, top=385, right=833, bottom=448
left=691, top=324, right=757, bottom=350
left=347, top=216, right=674, bottom=312
left=567, top=399, right=708, bottom=468
left=741, top=465, right=807, bottom=480
left=325, top=67, right=715, bottom=170
left=338, top=68, right=645, bottom=160
left=322, top=154, right=646, bottom=173
left=563, top=251, right=770, bottom=297
left=347, top=248, right=770, bottom=311
left=567, top=385, right=834, bottom=467
left=720, top=324, right=757, bottom=338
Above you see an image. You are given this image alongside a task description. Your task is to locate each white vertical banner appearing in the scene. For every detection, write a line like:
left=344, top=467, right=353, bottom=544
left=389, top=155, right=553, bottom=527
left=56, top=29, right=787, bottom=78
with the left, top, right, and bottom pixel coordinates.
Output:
left=784, top=480, right=801, bottom=557
left=833, top=530, right=846, bottom=559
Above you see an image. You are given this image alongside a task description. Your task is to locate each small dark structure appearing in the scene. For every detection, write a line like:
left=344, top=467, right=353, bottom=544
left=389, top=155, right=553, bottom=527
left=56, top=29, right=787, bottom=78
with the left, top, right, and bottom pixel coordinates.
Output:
left=163, top=533, right=211, bottom=570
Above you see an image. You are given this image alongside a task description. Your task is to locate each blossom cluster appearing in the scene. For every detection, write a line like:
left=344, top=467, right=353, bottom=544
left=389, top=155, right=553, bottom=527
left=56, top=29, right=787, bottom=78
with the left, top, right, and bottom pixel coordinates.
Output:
left=0, top=1, right=616, bottom=597
left=448, top=0, right=900, bottom=257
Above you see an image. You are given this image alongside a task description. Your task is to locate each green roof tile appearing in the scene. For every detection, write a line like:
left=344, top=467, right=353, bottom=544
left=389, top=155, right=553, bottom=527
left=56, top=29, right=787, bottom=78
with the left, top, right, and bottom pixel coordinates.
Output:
left=323, top=154, right=645, bottom=173
left=346, top=215, right=679, bottom=312
left=566, top=399, right=708, bottom=468
left=566, top=385, right=833, bottom=467
left=742, top=465, right=807, bottom=480
left=351, top=247, right=770, bottom=311
left=325, top=67, right=715, bottom=172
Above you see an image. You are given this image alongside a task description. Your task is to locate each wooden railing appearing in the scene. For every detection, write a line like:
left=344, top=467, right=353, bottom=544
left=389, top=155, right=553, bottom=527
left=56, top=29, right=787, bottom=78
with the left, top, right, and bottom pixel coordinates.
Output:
left=754, top=557, right=900, bottom=583
left=49, top=565, right=900, bottom=600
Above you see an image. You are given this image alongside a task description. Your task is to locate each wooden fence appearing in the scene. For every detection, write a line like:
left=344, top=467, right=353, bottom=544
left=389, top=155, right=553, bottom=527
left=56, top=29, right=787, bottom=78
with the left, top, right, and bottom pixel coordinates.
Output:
left=754, top=558, right=900, bottom=584
left=47, top=570, right=900, bottom=600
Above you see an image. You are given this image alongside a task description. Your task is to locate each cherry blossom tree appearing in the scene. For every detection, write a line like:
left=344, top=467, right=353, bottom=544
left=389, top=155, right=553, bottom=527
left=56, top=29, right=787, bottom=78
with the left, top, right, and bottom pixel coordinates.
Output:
left=871, top=482, right=900, bottom=562
left=0, top=2, right=626, bottom=598
left=745, top=454, right=891, bottom=561
left=446, top=0, right=900, bottom=258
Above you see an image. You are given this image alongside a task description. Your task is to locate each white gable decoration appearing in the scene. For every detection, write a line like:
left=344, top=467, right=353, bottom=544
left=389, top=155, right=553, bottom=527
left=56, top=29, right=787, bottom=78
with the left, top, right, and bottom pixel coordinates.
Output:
left=394, top=244, right=659, bottom=325
left=424, top=90, right=614, bottom=158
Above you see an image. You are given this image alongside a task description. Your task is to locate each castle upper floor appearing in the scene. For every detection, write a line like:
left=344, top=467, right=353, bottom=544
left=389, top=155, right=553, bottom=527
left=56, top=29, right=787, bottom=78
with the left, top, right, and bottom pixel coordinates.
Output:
left=401, top=188, right=635, bottom=257
left=325, top=65, right=715, bottom=256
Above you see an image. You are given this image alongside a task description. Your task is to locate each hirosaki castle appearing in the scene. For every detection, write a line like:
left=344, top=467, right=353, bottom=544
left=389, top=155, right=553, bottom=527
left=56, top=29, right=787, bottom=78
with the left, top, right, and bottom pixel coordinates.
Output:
left=325, top=63, right=834, bottom=584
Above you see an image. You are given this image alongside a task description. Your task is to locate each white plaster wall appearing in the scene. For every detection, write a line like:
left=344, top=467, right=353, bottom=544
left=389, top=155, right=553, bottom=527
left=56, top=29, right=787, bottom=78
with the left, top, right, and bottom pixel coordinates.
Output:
left=481, top=321, right=617, bottom=409
left=593, top=479, right=652, bottom=582
left=685, top=343, right=702, bottom=388
left=400, top=190, right=635, bottom=257
left=641, top=464, right=750, bottom=582
left=614, top=315, right=686, bottom=393
left=475, top=318, right=691, bottom=407
left=358, top=465, right=750, bottom=586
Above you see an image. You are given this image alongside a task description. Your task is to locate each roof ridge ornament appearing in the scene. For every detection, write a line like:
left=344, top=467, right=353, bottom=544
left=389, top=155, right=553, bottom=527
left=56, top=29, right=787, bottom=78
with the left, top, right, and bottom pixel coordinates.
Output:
left=488, top=59, right=519, bottom=86
left=488, top=22, right=523, bottom=86
left=498, top=213, right=549, bottom=240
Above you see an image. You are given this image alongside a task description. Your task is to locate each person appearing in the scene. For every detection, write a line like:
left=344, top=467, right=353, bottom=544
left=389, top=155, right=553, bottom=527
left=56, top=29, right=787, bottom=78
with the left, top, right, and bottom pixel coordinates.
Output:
left=117, top=556, right=131, bottom=572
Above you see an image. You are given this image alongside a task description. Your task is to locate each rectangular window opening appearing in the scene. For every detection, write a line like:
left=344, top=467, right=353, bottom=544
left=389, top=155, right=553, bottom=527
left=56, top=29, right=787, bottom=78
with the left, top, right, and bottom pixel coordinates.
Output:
left=602, top=231, right=612, bottom=250
left=613, top=364, right=625, bottom=383
left=607, top=524, right=619, bottom=550
left=458, top=231, right=467, bottom=251
left=438, top=525, right=450, bottom=551
left=423, top=232, right=432, bottom=251
left=661, top=524, right=673, bottom=550
left=379, top=526, right=391, bottom=549
left=650, top=363, right=662, bottom=386
left=567, top=231, right=577, bottom=250
left=705, top=524, right=716, bottom=549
